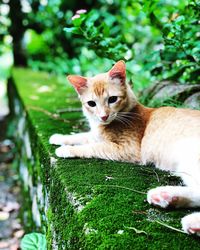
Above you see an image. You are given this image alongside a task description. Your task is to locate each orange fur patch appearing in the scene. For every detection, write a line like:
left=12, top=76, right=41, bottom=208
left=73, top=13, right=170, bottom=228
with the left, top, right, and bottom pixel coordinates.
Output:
left=93, top=81, right=106, bottom=97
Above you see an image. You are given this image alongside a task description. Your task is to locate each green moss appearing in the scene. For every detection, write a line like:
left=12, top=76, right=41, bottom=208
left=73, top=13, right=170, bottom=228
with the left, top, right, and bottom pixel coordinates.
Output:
left=10, top=68, right=200, bottom=249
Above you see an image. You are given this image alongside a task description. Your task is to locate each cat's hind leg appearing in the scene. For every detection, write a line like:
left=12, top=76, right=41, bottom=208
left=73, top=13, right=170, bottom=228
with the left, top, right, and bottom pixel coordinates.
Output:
left=147, top=186, right=200, bottom=236
left=147, top=158, right=200, bottom=209
left=147, top=186, right=200, bottom=208
left=182, top=212, right=200, bottom=236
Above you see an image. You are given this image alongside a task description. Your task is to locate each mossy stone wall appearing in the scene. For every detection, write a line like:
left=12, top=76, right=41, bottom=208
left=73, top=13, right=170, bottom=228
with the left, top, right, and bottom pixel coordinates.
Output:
left=9, top=68, right=200, bottom=249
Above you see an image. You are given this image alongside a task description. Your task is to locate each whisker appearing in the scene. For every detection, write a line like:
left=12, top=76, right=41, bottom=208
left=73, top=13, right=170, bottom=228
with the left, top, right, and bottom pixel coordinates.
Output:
left=118, top=111, right=142, bottom=120
left=115, top=115, right=133, bottom=127
left=115, top=117, right=129, bottom=126
left=115, top=116, right=131, bottom=126
left=117, top=113, right=142, bottom=123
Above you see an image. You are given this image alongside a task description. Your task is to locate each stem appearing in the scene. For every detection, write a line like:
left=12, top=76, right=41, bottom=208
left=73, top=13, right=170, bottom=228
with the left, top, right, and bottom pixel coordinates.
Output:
left=155, top=220, right=186, bottom=234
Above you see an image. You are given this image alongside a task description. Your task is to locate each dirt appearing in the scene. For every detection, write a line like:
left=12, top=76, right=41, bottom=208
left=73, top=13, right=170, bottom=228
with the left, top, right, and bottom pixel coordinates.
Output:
left=0, top=127, right=23, bottom=250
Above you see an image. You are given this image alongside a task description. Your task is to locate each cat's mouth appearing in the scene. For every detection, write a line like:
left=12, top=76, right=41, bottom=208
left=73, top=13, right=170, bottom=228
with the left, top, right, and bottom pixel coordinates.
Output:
left=99, top=114, right=117, bottom=125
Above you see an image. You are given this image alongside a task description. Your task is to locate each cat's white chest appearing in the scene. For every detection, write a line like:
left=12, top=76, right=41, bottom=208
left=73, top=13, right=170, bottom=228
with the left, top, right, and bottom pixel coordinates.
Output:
left=87, top=117, right=102, bottom=142
left=83, top=108, right=102, bottom=142
left=90, top=123, right=103, bottom=142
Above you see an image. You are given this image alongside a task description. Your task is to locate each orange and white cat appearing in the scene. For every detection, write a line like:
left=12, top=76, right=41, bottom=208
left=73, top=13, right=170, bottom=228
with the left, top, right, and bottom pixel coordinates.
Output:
left=49, top=61, right=200, bottom=236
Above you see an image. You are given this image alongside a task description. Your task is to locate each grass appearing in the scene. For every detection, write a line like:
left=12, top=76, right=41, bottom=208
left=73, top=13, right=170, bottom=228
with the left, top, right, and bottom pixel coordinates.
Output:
left=10, top=68, right=200, bottom=249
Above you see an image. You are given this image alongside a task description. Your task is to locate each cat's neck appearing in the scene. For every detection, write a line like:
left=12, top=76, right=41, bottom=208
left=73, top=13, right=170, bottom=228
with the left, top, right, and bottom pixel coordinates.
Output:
left=131, top=103, right=154, bottom=128
left=122, top=83, right=138, bottom=112
left=109, top=103, right=153, bottom=129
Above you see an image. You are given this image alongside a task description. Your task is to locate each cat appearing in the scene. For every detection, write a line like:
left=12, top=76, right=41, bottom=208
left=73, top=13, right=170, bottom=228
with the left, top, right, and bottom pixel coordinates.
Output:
left=49, top=60, right=200, bottom=236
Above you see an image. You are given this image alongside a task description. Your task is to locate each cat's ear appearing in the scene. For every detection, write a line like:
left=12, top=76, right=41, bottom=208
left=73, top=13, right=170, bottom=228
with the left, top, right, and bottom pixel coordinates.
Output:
left=109, top=60, right=126, bottom=84
left=67, top=75, right=87, bottom=94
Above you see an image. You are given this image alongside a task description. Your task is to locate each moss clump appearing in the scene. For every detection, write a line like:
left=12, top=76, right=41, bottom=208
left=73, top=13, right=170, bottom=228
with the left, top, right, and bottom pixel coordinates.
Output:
left=10, top=68, right=200, bottom=249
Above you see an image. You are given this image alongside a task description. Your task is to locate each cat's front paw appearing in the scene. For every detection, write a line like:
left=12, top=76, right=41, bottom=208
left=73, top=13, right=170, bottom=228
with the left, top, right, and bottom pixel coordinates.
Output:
left=49, top=134, right=66, bottom=145
left=182, top=213, right=200, bottom=236
left=55, top=145, right=74, bottom=158
left=147, top=186, right=179, bottom=208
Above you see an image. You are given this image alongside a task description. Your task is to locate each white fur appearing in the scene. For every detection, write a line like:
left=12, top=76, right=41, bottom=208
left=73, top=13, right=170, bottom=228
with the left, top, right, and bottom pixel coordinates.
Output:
left=55, top=145, right=74, bottom=158
left=182, top=213, right=200, bottom=235
left=170, top=138, right=200, bottom=187
left=49, top=132, right=93, bottom=146
left=147, top=186, right=175, bottom=208
left=49, top=134, right=66, bottom=145
left=147, top=186, right=200, bottom=208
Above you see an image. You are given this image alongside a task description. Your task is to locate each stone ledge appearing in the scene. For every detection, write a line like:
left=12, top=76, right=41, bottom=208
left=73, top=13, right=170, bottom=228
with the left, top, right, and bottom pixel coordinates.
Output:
left=8, top=68, right=200, bottom=249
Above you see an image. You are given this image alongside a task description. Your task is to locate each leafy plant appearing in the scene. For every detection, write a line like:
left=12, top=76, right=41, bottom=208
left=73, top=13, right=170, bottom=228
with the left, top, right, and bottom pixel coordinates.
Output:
left=20, top=233, right=47, bottom=250
left=2, top=0, right=200, bottom=99
left=158, top=1, right=200, bottom=84
left=64, top=9, right=129, bottom=61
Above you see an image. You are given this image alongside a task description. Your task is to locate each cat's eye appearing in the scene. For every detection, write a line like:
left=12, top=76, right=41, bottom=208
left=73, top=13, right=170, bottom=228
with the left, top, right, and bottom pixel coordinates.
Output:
left=108, top=96, right=118, bottom=104
left=87, top=101, right=96, bottom=107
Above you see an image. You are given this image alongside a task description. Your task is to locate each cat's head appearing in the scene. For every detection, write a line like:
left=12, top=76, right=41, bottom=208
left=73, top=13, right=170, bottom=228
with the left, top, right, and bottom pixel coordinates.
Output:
left=67, top=61, right=136, bottom=125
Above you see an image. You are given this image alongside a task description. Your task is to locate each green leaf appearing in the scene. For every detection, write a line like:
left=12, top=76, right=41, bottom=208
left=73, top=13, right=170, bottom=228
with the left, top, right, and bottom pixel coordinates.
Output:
left=25, top=29, right=48, bottom=55
left=72, top=15, right=85, bottom=27
left=174, top=15, right=185, bottom=25
left=63, top=27, right=82, bottom=35
left=20, top=233, right=47, bottom=250
left=85, top=11, right=100, bottom=29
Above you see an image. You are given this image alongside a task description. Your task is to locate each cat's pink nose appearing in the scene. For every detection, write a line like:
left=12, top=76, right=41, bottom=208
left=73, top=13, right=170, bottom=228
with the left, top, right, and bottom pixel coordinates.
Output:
left=101, top=115, right=109, bottom=121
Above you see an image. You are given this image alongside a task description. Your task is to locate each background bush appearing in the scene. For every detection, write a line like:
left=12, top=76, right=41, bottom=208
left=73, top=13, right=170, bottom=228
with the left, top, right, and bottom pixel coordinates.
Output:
left=0, top=0, right=199, bottom=105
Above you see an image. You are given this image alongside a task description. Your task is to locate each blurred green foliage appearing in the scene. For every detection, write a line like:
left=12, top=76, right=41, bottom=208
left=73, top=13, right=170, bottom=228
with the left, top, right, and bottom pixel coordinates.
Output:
left=0, top=0, right=199, bottom=92
left=160, top=3, right=200, bottom=84
left=64, top=0, right=200, bottom=90
left=0, top=2, right=13, bottom=80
